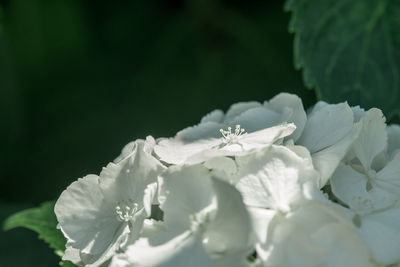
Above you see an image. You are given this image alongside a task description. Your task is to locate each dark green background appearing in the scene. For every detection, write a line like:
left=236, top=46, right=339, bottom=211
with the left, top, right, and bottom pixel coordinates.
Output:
left=0, top=0, right=315, bottom=266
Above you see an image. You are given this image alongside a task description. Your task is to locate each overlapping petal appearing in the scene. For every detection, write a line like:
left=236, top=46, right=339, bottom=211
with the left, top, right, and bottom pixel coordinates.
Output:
left=154, top=123, right=295, bottom=165
left=235, top=145, right=319, bottom=212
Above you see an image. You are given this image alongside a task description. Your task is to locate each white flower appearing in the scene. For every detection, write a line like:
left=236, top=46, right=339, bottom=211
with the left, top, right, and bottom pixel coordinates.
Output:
left=345, top=207, right=400, bottom=265
left=52, top=93, right=400, bottom=266
left=110, top=164, right=254, bottom=267
left=155, top=94, right=358, bottom=188
left=295, top=101, right=360, bottom=187
left=154, top=123, right=296, bottom=165
left=114, top=136, right=156, bottom=163
left=55, top=139, right=165, bottom=266
left=257, top=201, right=375, bottom=267
left=172, top=93, right=306, bottom=142
left=234, top=144, right=320, bottom=212
left=231, top=144, right=325, bottom=246
left=387, top=124, right=400, bottom=160
left=331, top=108, right=400, bottom=214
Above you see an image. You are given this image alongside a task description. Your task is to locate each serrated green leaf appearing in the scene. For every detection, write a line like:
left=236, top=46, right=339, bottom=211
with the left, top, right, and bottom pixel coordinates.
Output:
left=3, top=201, right=66, bottom=257
left=286, top=0, right=400, bottom=119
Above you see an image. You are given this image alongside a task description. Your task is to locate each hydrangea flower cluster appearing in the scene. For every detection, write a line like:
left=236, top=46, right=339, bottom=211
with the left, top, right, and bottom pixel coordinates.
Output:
left=55, top=93, right=400, bottom=267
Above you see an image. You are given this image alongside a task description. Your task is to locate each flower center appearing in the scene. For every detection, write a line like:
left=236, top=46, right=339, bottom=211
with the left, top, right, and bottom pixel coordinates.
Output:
left=350, top=196, right=374, bottom=214
left=115, top=199, right=139, bottom=222
left=349, top=163, right=377, bottom=192
left=219, top=125, right=246, bottom=144
left=365, top=170, right=376, bottom=192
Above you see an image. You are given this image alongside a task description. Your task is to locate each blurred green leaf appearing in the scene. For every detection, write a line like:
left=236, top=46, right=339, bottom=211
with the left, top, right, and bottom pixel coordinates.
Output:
left=3, top=201, right=66, bottom=257
left=286, top=0, right=400, bottom=119
left=60, top=260, right=77, bottom=267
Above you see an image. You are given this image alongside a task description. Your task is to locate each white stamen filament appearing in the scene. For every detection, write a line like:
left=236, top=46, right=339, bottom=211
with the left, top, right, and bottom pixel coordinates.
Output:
left=115, top=199, right=139, bottom=222
left=219, top=125, right=246, bottom=144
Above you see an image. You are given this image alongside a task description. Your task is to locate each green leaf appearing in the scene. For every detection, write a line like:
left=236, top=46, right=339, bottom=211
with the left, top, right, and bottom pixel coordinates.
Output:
left=59, top=260, right=77, bottom=267
left=3, top=201, right=66, bottom=257
left=286, top=0, right=400, bottom=119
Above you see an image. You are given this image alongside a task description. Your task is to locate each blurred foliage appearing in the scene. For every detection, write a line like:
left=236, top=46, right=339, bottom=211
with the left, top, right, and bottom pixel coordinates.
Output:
left=3, top=201, right=77, bottom=266
left=0, top=202, right=60, bottom=266
left=286, top=0, right=400, bottom=119
left=3, top=201, right=66, bottom=257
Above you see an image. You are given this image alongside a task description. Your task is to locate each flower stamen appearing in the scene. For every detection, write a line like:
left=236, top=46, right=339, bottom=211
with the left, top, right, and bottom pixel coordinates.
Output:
left=219, top=125, right=246, bottom=144
left=115, top=199, right=139, bottom=222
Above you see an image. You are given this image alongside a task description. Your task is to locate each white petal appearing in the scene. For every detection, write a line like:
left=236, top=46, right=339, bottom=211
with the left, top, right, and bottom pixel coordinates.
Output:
left=259, top=201, right=373, bottom=267
left=311, top=223, right=374, bottom=267
left=114, top=141, right=136, bottom=163
left=235, top=145, right=318, bottom=212
left=55, top=175, right=121, bottom=255
left=126, top=209, right=147, bottom=245
left=267, top=93, right=307, bottom=141
left=154, top=138, right=220, bottom=165
left=114, top=136, right=156, bottom=163
left=358, top=208, right=400, bottom=264
left=351, top=105, right=366, bottom=122
left=143, top=182, right=158, bottom=216
left=246, top=207, right=276, bottom=244
left=352, top=108, right=387, bottom=171
left=167, top=123, right=296, bottom=165
left=234, top=123, right=296, bottom=151
left=387, top=124, right=400, bottom=159
left=308, top=100, right=329, bottom=112
left=205, top=177, right=253, bottom=254
left=203, top=156, right=238, bottom=181
left=297, top=102, right=354, bottom=153
left=110, top=231, right=214, bottom=267
left=100, top=140, right=165, bottom=204
left=176, top=122, right=224, bottom=141
left=200, top=109, right=224, bottom=123
left=226, top=106, right=281, bottom=133
left=374, top=153, right=400, bottom=197
left=331, top=163, right=396, bottom=213
left=224, top=101, right=261, bottom=122
left=311, top=123, right=361, bottom=187
left=158, top=165, right=214, bottom=231
left=85, top=226, right=130, bottom=267
left=62, top=246, right=84, bottom=266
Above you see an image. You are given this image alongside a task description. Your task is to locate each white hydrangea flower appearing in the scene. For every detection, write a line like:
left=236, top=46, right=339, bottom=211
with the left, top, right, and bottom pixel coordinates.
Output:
left=172, top=93, right=306, bottom=142
left=109, top=165, right=254, bottom=267
left=55, top=139, right=165, bottom=266
left=156, top=94, right=358, bottom=186
left=231, top=144, right=328, bottom=245
left=154, top=123, right=296, bottom=165
left=256, top=201, right=376, bottom=267
left=331, top=108, right=400, bottom=214
left=52, top=93, right=400, bottom=267
left=347, top=207, right=400, bottom=265
left=295, top=101, right=360, bottom=187
left=234, top=144, right=320, bottom=212
left=114, top=136, right=156, bottom=163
